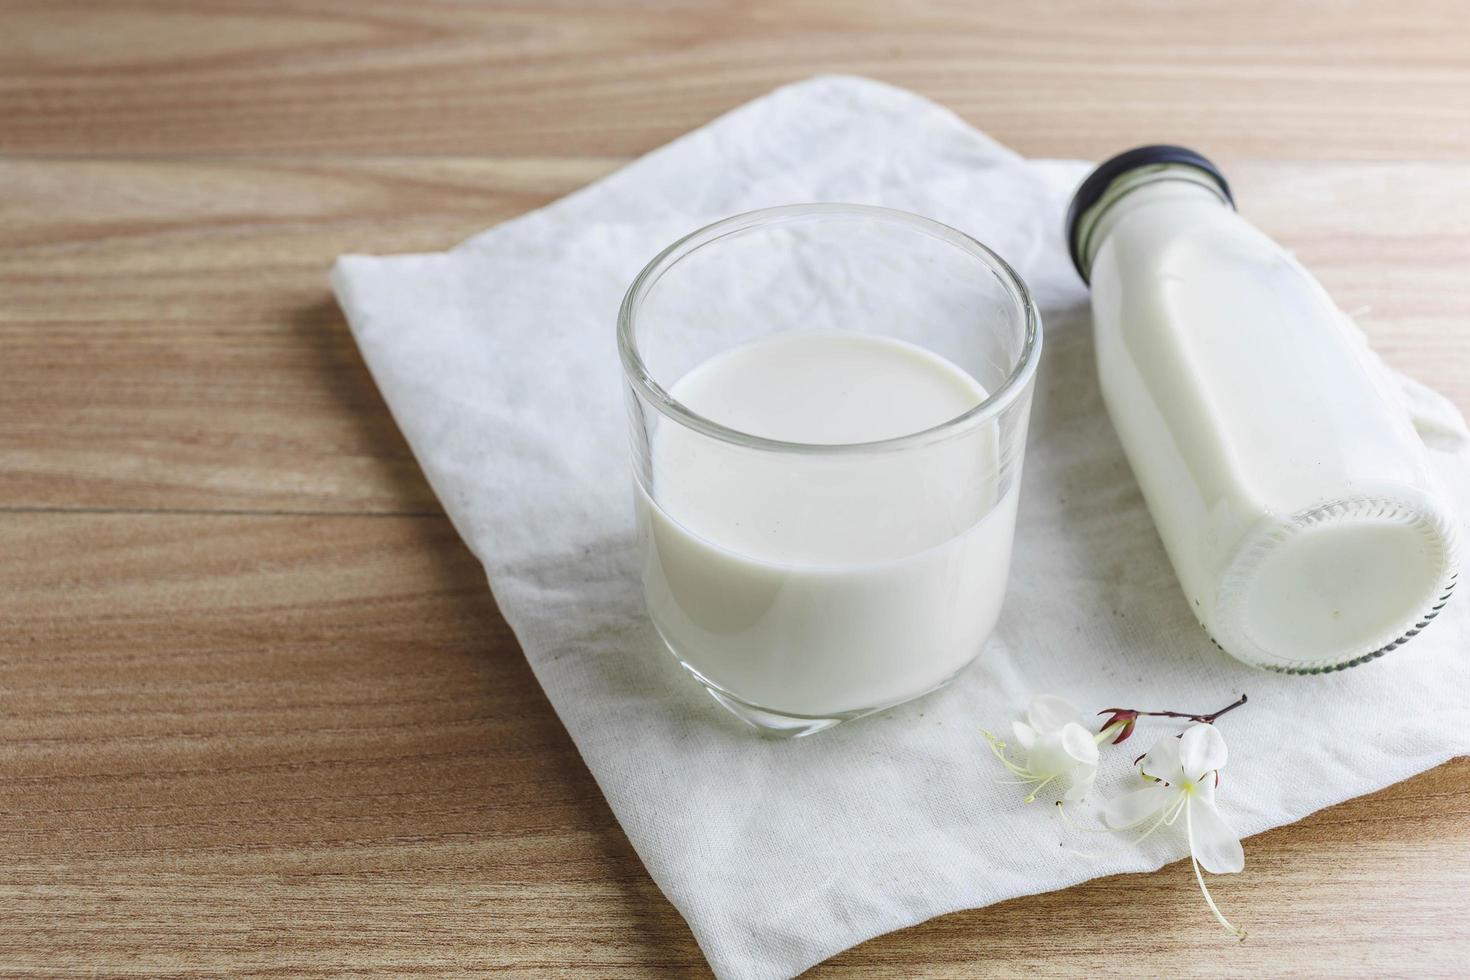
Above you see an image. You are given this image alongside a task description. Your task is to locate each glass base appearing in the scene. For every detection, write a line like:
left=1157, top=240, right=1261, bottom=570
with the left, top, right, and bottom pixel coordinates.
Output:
left=660, top=635, right=971, bottom=738
left=699, top=682, right=851, bottom=738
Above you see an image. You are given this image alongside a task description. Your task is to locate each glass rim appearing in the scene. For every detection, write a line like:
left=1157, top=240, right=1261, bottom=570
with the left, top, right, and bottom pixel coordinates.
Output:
left=616, top=203, right=1042, bottom=455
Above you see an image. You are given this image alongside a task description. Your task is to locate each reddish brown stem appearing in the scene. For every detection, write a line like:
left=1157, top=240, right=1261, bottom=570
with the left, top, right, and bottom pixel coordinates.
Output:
left=1101, top=694, right=1248, bottom=725
left=1097, top=695, right=1248, bottom=744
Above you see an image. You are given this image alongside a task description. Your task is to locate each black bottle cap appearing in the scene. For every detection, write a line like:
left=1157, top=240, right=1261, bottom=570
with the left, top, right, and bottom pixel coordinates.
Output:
left=1065, top=145, right=1234, bottom=283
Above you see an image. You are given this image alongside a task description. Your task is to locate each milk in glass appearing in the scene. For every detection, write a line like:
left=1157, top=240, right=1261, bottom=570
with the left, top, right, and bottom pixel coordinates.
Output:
left=636, top=333, right=1018, bottom=718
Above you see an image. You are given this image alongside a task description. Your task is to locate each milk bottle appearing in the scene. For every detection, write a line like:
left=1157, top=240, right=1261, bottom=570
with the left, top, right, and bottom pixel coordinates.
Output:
left=1068, top=146, right=1459, bottom=671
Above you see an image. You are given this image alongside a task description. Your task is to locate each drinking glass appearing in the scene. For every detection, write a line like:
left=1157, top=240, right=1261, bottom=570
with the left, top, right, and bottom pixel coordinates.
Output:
left=618, top=204, right=1041, bottom=736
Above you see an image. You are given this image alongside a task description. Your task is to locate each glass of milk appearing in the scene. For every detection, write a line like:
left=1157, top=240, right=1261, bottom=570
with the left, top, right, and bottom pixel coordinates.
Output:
left=619, top=204, right=1040, bottom=736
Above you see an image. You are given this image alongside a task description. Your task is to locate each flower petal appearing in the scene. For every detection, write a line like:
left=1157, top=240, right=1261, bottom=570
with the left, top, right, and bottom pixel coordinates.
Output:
left=1011, top=721, right=1038, bottom=750
left=1060, top=722, right=1100, bottom=765
left=1138, top=733, right=1183, bottom=783
left=1025, top=730, right=1073, bottom=779
left=1187, top=797, right=1245, bottom=874
left=1102, top=783, right=1175, bottom=830
left=1027, top=694, right=1085, bottom=734
left=1064, top=764, right=1097, bottom=802
left=1179, top=722, right=1228, bottom=778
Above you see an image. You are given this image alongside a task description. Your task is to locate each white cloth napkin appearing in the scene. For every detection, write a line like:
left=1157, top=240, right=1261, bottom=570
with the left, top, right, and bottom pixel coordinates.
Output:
left=332, top=76, right=1470, bottom=979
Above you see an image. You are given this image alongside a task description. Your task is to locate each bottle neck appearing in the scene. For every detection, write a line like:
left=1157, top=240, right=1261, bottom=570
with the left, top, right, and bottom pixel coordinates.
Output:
left=1073, top=164, right=1233, bottom=279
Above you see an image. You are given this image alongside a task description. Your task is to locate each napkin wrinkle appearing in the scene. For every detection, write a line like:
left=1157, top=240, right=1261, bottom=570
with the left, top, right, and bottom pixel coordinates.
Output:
left=332, top=76, right=1470, bottom=980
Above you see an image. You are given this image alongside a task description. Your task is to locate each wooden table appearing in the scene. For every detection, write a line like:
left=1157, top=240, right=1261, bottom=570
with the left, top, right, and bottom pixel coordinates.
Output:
left=4, top=2, right=1469, bottom=975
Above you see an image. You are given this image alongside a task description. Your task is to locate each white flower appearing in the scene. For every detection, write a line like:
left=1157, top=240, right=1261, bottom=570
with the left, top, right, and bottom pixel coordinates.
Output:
left=1103, top=723, right=1246, bottom=937
left=985, top=695, right=1100, bottom=804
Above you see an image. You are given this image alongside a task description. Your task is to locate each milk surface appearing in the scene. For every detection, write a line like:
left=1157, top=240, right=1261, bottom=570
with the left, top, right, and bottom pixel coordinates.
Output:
left=636, top=333, right=1018, bottom=717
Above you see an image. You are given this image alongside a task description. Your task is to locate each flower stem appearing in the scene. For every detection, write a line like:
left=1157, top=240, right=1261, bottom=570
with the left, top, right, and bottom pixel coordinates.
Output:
left=1103, top=694, right=1248, bottom=726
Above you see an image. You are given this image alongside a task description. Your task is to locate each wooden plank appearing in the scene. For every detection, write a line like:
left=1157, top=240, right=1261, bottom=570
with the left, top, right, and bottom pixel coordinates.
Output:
left=0, top=511, right=707, bottom=975
left=2, top=0, right=1469, bottom=160
left=0, top=156, right=615, bottom=513
left=1, top=512, right=1466, bottom=975
left=2, top=158, right=1467, bottom=515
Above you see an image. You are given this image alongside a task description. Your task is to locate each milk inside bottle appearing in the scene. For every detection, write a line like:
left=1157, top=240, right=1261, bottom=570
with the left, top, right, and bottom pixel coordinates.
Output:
left=1068, top=146, right=1460, bottom=671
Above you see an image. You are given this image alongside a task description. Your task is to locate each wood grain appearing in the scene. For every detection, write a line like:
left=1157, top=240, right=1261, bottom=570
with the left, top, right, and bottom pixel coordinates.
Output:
left=3, top=0, right=1470, bottom=160
left=0, top=513, right=706, bottom=976
left=3, top=1, right=1469, bottom=976
left=0, top=155, right=611, bottom=513
left=4, top=515, right=1468, bottom=977
left=3, top=158, right=1466, bottom=514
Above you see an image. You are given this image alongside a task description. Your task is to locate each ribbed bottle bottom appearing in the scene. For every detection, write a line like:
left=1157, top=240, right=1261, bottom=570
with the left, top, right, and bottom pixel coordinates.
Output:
left=1210, top=491, right=1460, bottom=673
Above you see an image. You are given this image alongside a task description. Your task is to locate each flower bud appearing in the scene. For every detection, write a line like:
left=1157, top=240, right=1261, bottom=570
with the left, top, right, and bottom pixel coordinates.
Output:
left=1097, top=708, right=1139, bottom=744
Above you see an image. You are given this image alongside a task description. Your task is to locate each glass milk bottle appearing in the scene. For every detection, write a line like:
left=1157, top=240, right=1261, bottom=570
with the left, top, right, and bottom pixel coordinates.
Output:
left=1067, top=146, right=1459, bottom=672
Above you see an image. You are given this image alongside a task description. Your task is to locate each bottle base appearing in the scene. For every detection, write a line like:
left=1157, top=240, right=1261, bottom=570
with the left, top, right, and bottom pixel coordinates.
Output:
left=1203, top=572, right=1456, bottom=675
left=1211, top=490, right=1460, bottom=673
